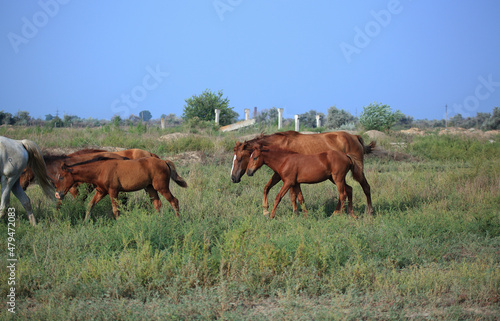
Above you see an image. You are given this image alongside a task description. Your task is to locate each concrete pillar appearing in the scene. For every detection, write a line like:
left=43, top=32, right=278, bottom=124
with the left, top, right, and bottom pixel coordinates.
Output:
left=316, top=115, right=321, bottom=128
left=244, top=108, right=250, bottom=120
left=215, top=109, right=220, bottom=124
left=278, top=108, right=284, bottom=129
left=295, top=114, right=300, bottom=132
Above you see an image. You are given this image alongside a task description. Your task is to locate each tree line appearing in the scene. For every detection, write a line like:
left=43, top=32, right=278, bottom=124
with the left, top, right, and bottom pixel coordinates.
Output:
left=2, top=89, right=499, bottom=131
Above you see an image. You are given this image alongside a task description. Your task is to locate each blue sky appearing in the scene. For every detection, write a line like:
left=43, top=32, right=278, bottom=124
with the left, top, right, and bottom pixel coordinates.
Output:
left=1, top=1, right=499, bottom=121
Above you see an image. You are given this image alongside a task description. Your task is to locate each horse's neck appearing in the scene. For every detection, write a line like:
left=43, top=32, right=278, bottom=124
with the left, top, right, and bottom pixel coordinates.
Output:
left=262, top=150, right=293, bottom=172
left=70, top=163, right=102, bottom=183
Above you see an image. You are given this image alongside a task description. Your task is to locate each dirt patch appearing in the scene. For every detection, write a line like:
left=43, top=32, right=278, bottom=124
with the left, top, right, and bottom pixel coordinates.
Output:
left=400, top=127, right=426, bottom=135
left=158, top=133, right=201, bottom=141
left=365, top=130, right=388, bottom=140
left=167, top=151, right=206, bottom=165
left=370, top=146, right=417, bottom=162
left=439, top=127, right=500, bottom=139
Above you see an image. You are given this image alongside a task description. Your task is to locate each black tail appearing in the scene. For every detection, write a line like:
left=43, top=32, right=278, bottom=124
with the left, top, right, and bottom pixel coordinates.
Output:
left=356, top=135, right=376, bottom=155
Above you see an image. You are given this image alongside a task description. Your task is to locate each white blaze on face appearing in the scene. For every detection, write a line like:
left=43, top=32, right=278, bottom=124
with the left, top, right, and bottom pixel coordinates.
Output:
left=231, top=154, right=237, bottom=177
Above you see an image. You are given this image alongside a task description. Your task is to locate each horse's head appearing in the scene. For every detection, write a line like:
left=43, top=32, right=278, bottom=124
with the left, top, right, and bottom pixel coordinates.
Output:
left=246, top=145, right=265, bottom=177
left=54, top=163, right=74, bottom=200
left=230, top=141, right=252, bottom=183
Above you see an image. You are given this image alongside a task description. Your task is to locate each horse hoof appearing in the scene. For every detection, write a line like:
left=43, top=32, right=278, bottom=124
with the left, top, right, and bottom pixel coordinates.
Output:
left=29, top=215, right=37, bottom=226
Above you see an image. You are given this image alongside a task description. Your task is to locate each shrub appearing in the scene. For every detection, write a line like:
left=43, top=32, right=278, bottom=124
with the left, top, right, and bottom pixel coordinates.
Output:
left=359, top=102, right=402, bottom=131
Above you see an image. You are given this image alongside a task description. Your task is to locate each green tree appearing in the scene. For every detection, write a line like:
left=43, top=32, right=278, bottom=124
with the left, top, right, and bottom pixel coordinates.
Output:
left=359, top=102, right=401, bottom=131
left=112, top=115, right=122, bottom=128
left=50, top=116, right=64, bottom=128
left=0, top=111, right=14, bottom=125
left=482, top=107, right=500, bottom=130
left=139, top=110, right=152, bottom=122
left=325, top=106, right=355, bottom=129
left=14, top=111, right=31, bottom=125
left=299, top=110, right=325, bottom=128
left=182, top=89, right=238, bottom=126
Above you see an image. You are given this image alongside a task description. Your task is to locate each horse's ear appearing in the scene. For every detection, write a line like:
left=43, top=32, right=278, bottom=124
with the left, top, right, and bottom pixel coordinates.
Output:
left=234, top=141, right=241, bottom=151
left=61, top=163, right=71, bottom=172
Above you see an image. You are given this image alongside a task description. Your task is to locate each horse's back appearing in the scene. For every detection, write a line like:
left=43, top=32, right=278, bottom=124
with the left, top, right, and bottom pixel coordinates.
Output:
left=270, top=131, right=363, bottom=156
left=0, top=136, right=29, bottom=177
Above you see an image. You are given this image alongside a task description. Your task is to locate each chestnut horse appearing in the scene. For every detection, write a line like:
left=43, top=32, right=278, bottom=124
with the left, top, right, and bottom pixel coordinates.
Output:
left=54, top=157, right=187, bottom=221
left=20, top=148, right=159, bottom=197
left=246, top=143, right=358, bottom=219
left=231, top=131, right=375, bottom=216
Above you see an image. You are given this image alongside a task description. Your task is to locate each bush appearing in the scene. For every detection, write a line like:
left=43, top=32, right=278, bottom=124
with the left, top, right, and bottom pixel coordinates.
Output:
left=182, top=89, right=238, bottom=126
left=359, top=102, right=402, bottom=131
left=325, top=106, right=356, bottom=129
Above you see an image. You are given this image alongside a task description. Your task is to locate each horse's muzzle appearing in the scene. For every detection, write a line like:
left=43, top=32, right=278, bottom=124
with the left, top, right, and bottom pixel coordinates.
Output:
left=247, top=169, right=255, bottom=177
left=231, top=175, right=240, bottom=183
left=55, top=191, right=64, bottom=200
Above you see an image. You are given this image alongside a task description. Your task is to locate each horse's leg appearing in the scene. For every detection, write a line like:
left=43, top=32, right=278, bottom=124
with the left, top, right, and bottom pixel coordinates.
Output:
left=0, top=176, right=8, bottom=219
left=158, top=188, right=180, bottom=217
left=345, top=183, right=355, bottom=217
left=270, top=181, right=292, bottom=219
left=11, top=180, right=36, bottom=226
left=263, top=172, right=281, bottom=216
left=358, top=173, right=373, bottom=216
left=332, top=175, right=351, bottom=217
left=291, top=185, right=307, bottom=217
left=290, top=185, right=298, bottom=215
left=108, top=189, right=121, bottom=220
left=84, top=190, right=107, bottom=222
left=69, top=185, right=80, bottom=198
left=328, top=177, right=342, bottom=213
left=293, top=184, right=308, bottom=218
left=145, top=185, right=162, bottom=212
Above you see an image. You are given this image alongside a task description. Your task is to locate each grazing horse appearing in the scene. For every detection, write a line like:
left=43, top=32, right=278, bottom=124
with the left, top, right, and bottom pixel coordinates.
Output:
left=54, top=157, right=187, bottom=221
left=20, top=148, right=159, bottom=191
left=231, top=131, right=375, bottom=216
left=20, top=148, right=160, bottom=199
left=0, top=136, right=54, bottom=225
left=246, top=143, right=358, bottom=219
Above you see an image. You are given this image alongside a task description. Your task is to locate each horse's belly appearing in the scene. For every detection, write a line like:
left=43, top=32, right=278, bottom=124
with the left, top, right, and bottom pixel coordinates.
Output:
left=296, top=171, right=330, bottom=184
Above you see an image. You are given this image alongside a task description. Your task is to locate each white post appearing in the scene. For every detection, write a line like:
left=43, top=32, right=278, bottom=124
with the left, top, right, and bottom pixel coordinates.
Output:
left=244, top=108, right=250, bottom=120
left=215, top=109, right=220, bottom=124
left=316, top=115, right=321, bottom=128
left=161, top=117, right=166, bottom=129
left=278, top=108, right=284, bottom=129
left=294, top=114, right=300, bottom=132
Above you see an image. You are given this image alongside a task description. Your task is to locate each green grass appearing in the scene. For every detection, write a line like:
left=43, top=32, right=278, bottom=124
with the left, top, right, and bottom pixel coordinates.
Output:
left=0, top=127, right=499, bottom=320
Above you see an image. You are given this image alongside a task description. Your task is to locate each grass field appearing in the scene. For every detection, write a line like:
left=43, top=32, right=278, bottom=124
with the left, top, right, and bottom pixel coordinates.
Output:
left=1, top=126, right=499, bottom=320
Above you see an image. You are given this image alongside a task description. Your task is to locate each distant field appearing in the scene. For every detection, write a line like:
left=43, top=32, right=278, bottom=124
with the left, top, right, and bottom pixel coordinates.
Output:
left=1, top=126, right=499, bottom=320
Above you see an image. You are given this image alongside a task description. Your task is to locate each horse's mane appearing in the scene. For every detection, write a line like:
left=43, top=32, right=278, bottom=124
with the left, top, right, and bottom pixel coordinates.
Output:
left=243, top=131, right=298, bottom=151
left=65, top=156, right=121, bottom=168
left=68, top=148, right=107, bottom=156
left=43, top=149, right=108, bottom=163
left=43, top=154, right=69, bottom=163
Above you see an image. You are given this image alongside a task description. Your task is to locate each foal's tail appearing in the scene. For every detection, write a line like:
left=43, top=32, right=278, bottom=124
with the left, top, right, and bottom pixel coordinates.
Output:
left=21, top=139, right=55, bottom=198
left=346, top=154, right=364, bottom=184
left=165, top=160, right=188, bottom=188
